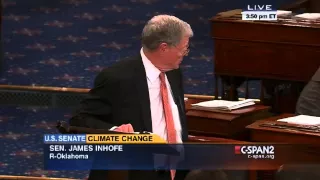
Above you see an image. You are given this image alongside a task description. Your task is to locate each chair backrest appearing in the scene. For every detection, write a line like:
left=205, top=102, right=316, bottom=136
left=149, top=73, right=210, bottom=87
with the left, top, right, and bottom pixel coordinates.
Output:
left=275, top=164, right=320, bottom=180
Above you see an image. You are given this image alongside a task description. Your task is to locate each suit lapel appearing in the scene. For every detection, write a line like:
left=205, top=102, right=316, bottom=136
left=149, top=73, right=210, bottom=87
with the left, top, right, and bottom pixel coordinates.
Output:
left=166, top=71, right=180, bottom=105
left=134, top=56, right=153, bottom=132
left=166, top=70, right=188, bottom=141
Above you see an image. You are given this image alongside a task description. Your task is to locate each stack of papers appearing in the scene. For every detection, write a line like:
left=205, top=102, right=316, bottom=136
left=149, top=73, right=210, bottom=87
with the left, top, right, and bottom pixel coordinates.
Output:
left=295, top=13, right=320, bottom=20
left=277, top=115, right=320, bottom=125
left=277, top=10, right=292, bottom=16
left=191, top=99, right=255, bottom=111
left=217, top=9, right=242, bottom=17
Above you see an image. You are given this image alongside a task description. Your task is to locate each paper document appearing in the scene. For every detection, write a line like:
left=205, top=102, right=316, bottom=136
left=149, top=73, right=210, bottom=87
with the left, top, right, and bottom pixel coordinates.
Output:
left=277, top=115, right=320, bottom=125
left=277, top=10, right=292, bottom=16
left=295, top=13, right=320, bottom=19
left=217, top=9, right=242, bottom=17
left=191, top=99, right=255, bottom=111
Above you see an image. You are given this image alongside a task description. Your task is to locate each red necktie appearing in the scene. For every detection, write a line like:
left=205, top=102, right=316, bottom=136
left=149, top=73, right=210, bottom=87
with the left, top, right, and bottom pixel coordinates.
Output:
left=159, top=72, right=176, bottom=180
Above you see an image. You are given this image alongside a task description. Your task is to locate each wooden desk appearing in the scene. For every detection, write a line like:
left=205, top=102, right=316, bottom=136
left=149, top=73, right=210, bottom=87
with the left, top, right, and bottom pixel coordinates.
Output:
left=188, top=134, right=248, bottom=143
left=211, top=11, right=320, bottom=113
left=247, top=114, right=320, bottom=180
left=247, top=114, right=320, bottom=143
left=187, top=105, right=271, bottom=140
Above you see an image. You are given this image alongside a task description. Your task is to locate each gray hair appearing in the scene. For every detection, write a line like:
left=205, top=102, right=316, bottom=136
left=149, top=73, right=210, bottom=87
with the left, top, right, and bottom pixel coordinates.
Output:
left=141, top=14, right=193, bottom=51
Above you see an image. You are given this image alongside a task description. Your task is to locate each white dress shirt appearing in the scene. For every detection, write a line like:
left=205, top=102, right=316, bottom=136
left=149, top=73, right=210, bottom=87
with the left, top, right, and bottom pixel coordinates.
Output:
left=140, top=48, right=182, bottom=143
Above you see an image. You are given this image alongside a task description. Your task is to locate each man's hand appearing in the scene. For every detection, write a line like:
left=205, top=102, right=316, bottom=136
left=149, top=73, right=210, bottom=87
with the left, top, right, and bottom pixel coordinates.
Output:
left=114, top=124, right=134, bottom=133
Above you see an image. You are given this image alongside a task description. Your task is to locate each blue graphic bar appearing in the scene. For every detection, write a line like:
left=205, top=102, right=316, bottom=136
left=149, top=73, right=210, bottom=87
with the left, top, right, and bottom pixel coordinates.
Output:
left=43, top=134, right=86, bottom=144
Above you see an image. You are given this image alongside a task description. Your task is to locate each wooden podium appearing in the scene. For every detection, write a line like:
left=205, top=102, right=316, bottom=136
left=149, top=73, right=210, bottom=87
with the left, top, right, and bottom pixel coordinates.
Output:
left=247, top=114, right=320, bottom=144
left=211, top=10, right=320, bottom=113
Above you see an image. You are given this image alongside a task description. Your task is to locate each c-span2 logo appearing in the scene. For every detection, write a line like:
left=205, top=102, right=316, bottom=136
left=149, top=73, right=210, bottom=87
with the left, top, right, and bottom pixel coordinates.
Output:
left=235, top=145, right=274, bottom=155
left=234, top=146, right=241, bottom=154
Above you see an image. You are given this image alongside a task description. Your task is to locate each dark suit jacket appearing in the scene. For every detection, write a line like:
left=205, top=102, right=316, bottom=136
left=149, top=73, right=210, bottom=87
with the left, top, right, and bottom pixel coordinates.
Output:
left=296, top=67, right=320, bottom=116
left=70, top=55, right=189, bottom=180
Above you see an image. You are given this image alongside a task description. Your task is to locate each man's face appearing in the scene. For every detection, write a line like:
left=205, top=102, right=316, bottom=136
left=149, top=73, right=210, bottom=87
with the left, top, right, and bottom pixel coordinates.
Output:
left=159, top=36, right=190, bottom=70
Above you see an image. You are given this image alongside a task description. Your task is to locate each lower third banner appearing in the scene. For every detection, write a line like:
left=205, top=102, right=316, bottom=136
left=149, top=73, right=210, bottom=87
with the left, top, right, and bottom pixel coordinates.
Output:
left=44, top=143, right=319, bottom=170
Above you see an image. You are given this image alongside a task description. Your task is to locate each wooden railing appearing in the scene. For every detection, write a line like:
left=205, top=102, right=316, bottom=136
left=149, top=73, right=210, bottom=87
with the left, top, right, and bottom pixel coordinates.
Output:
left=0, top=175, right=76, bottom=180
left=0, top=85, right=259, bottom=102
left=0, top=85, right=89, bottom=93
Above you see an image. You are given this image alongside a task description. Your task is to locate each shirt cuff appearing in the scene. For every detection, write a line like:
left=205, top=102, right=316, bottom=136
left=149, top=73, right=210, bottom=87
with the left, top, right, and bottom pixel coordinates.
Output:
left=109, top=126, right=118, bottom=131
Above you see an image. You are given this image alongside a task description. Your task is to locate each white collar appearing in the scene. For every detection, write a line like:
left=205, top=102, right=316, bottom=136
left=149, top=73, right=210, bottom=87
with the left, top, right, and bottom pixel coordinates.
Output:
left=140, top=48, right=161, bottom=83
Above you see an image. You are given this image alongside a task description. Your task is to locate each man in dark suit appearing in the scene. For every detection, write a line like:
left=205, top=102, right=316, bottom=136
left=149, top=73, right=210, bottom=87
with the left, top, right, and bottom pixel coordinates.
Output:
left=70, top=14, right=193, bottom=180
left=296, top=67, right=320, bottom=116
